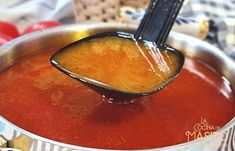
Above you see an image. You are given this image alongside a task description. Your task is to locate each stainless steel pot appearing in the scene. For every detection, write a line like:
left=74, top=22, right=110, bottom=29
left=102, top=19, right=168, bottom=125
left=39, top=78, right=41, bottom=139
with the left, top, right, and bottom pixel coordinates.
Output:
left=0, top=23, right=234, bottom=151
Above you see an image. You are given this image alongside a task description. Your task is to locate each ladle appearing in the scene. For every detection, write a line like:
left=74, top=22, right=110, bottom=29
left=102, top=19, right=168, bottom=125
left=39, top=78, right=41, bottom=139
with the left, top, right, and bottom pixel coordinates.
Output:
left=50, top=0, right=185, bottom=102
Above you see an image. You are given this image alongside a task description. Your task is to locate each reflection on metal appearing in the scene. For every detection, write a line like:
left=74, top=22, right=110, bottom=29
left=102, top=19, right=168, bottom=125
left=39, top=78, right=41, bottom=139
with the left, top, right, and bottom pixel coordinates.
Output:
left=0, top=135, right=22, bottom=151
left=8, top=134, right=33, bottom=151
left=0, top=135, right=7, bottom=147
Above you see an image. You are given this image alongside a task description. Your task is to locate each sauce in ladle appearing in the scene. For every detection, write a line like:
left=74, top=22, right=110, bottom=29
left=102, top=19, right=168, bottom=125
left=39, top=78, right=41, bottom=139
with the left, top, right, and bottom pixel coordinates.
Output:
left=54, top=36, right=180, bottom=94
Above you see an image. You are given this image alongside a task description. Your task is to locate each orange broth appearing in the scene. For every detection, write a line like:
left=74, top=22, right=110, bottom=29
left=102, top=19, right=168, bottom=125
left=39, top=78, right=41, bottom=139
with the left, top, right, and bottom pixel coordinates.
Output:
left=55, top=36, right=180, bottom=93
left=0, top=49, right=234, bottom=149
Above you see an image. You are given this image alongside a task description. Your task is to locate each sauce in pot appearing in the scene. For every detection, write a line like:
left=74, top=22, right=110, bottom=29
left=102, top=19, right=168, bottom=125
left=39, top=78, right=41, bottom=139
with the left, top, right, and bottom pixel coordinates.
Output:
left=0, top=49, right=234, bottom=149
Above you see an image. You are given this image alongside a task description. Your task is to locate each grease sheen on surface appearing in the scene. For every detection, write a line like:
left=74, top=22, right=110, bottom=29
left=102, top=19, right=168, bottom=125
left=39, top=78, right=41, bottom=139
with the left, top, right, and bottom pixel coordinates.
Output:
left=55, top=36, right=180, bottom=93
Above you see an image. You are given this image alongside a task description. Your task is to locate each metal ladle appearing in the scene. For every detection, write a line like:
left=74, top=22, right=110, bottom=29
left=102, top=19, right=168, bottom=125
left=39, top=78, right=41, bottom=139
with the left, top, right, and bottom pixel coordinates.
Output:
left=50, top=0, right=185, bottom=102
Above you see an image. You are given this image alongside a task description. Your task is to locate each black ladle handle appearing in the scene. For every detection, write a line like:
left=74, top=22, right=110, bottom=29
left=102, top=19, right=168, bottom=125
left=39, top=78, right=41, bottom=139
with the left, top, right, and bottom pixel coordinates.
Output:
left=135, top=0, right=184, bottom=45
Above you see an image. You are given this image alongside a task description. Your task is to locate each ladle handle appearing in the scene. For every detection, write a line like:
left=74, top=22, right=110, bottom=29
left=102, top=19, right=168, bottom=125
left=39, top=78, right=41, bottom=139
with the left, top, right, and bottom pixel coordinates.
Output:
left=135, top=0, right=184, bottom=45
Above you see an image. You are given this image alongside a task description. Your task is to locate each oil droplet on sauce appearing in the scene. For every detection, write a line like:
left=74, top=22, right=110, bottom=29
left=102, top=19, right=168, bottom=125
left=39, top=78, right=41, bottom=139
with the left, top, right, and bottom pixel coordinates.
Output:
left=54, top=36, right=180, bottom=93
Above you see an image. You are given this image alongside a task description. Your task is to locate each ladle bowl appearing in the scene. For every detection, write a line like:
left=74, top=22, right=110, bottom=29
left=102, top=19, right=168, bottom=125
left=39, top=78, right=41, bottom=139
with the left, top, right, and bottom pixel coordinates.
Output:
left=50, top=32, right=184, bottom=101
left=50, top=0, right=185, bottom=102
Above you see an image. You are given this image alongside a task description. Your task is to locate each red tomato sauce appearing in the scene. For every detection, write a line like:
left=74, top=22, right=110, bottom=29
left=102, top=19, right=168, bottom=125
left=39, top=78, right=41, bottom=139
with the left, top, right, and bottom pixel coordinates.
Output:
left=0, top=50, right=234, bottom=150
